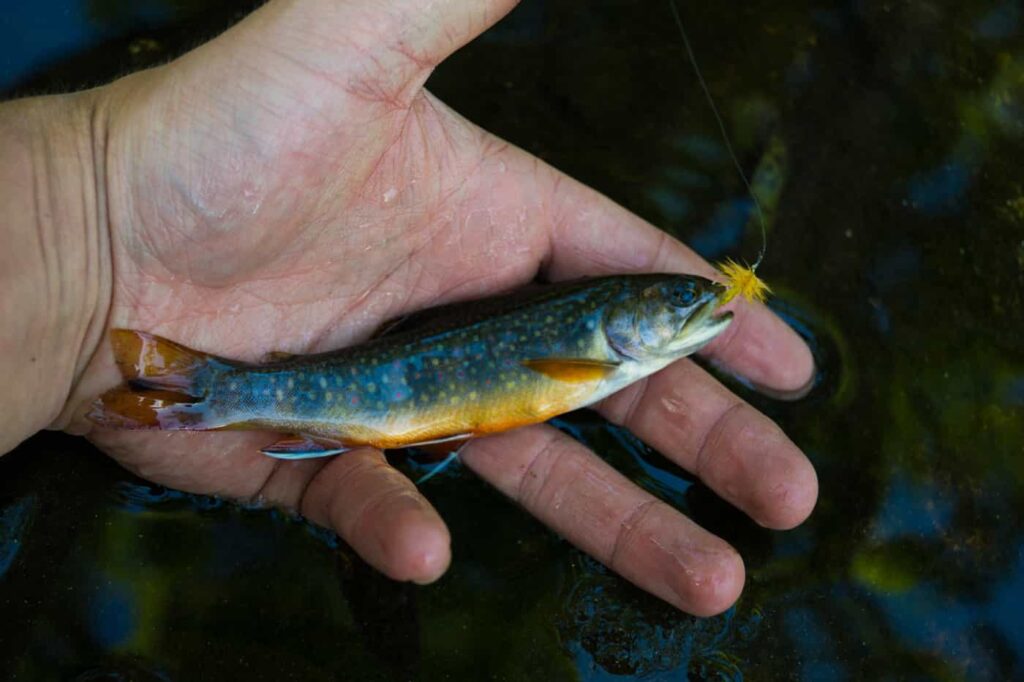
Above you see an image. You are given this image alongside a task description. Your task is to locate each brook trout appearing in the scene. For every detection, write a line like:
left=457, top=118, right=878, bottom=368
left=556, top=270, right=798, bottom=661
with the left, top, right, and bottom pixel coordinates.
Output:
left=88, top=274, right=732, bottom=458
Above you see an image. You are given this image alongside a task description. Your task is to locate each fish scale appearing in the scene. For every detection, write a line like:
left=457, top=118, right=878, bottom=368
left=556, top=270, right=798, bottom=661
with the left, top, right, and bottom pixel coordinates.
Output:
left=214, top=278, right=620, bottom=444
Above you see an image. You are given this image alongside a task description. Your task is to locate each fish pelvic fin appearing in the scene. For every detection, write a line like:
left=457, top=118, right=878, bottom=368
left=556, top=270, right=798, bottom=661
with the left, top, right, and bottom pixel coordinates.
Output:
left=88, top=330, right=229, bottom=430
left=521, top=358, right=620, bottom=383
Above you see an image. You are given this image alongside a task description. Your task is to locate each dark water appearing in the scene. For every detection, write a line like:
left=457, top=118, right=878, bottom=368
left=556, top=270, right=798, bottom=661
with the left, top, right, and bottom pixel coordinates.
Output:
left=2, top=1, right=1023, bottom=679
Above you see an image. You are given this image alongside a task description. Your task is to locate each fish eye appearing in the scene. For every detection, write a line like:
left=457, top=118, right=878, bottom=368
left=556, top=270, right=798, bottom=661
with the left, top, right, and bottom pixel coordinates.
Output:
left=670, top=281, right=697, bottom=307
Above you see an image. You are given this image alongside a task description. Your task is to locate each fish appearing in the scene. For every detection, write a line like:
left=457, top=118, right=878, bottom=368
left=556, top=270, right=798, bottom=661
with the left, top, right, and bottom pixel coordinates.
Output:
left=87, top=274, right=733, bottom=459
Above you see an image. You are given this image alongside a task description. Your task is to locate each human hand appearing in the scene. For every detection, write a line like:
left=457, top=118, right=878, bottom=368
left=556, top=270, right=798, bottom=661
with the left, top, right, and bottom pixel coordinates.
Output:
left=23, top=0, right=816, bottom=615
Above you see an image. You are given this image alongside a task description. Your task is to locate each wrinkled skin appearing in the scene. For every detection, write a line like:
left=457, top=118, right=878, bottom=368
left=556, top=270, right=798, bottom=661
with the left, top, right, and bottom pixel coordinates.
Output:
left=57, top=0, right=817, bottom=616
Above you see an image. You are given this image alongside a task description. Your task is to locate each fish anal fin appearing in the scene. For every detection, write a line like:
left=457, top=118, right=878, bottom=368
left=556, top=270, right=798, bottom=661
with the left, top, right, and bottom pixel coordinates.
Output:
left=261, top=435, right=351, bottom=460
left=521, top=358, right=620, bottom=383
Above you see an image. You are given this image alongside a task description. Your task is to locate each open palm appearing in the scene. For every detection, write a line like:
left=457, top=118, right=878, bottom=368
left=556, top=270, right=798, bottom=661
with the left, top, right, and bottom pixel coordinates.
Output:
left=67, top=0, right=817, bottom=616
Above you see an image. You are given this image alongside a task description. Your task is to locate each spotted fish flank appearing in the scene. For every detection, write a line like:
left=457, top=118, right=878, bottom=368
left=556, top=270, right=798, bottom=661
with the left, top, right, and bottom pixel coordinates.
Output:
left=87, top=274, right=733, bottom=458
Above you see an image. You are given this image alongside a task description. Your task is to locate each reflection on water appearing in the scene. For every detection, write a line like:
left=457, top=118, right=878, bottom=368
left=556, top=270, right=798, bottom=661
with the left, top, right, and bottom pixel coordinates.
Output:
left=2, top=0, right=1023, bottom=679
left=0, top=496, right=34, bottom=579
left=559, top=554, right=759, bottom=679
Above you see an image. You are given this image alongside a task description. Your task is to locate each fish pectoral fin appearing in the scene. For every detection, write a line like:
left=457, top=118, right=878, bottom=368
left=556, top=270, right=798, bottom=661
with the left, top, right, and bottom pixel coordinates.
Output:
left=260, top=435, right=350, bottom=460
left=521, top=358, right=620, bottom=383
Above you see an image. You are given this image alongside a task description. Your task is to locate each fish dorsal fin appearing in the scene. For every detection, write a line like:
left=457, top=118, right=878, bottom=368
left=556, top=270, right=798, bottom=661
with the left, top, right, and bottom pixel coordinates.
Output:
left=367, top=280, right=605, bottom=341
left=521, top=358, right=620, bottom=383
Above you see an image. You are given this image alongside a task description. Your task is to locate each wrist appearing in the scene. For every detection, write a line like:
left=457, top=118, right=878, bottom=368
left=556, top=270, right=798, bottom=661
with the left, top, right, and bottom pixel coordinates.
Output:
left=0, top=90, right=112, bottom=453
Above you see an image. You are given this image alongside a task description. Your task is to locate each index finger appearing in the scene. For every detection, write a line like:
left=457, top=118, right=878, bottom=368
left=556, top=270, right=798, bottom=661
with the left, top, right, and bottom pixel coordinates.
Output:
left=539, top=170, right=814, bottom=393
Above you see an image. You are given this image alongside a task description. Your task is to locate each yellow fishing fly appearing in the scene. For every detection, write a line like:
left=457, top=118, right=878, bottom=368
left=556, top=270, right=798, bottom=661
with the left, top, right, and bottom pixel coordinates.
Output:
left=717, top=258, right=771, bottom=305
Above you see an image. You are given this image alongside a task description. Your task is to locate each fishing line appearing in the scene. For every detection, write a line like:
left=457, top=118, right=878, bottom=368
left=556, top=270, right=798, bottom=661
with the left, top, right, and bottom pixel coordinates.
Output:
left=668, top=0, right=768, bottom=271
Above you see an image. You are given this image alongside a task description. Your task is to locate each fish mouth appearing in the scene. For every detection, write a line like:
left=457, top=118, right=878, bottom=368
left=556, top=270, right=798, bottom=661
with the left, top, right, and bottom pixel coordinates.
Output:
left=679, top=287, right=734, bottom=350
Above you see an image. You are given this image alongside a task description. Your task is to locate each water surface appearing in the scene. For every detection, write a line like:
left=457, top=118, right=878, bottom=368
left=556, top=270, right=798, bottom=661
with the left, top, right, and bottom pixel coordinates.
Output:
left=2, top=1, right=1022, bottom=679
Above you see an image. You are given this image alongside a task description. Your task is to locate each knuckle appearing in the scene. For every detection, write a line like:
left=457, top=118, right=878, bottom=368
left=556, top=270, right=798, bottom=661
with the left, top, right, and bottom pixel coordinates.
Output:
left=514, top=433, right=564, bottom=510
left=693, top=400, right=747, bottom=479
left=607, top=498, right=658, bottom=570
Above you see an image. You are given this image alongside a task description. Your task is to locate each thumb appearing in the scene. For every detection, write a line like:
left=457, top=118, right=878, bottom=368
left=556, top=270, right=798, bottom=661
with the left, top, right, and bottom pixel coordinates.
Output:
left=362, top=0, right=523, bottom=69
left=185, top=0, right=521, bottom=106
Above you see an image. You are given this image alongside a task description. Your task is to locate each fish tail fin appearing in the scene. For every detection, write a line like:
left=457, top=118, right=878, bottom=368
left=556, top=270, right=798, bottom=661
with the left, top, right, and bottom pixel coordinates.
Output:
left=87, top=386, right=213, bottom=430
left=109, top=329, right=214, bottom=392
left=88, top=329, right=226, bottom=430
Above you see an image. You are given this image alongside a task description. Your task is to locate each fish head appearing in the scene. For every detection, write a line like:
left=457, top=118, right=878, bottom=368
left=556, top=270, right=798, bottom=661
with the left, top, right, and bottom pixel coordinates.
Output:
left=604, top=275, right=733, bottom=360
